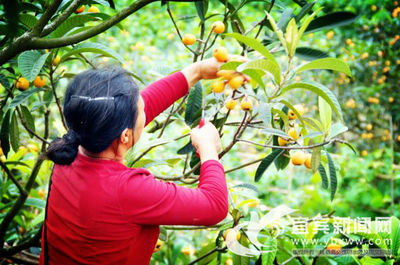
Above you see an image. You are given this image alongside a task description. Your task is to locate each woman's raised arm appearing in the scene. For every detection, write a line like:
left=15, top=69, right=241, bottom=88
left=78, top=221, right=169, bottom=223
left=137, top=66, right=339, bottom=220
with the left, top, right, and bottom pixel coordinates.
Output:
left=140, top=58, right=224, bottom=126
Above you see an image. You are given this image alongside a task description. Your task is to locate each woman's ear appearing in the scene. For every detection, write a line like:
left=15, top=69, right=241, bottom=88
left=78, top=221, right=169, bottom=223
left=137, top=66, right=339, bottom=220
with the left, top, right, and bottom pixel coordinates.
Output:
left=120, top=128, right=132, bottom=145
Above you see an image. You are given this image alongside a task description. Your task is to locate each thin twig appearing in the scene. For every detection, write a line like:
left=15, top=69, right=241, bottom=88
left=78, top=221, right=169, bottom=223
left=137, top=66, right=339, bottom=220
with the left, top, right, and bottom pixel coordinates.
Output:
left=225, top=157, right=264, bottom=174
left=166, top=2, right=198, bottom=55
left=0, top=161, right=27, bottom=196
left=49, top=64, right=67, bottom=130
left=16, top=107, right=50, bottom=144
left=237, top=138, right=345, bottom=150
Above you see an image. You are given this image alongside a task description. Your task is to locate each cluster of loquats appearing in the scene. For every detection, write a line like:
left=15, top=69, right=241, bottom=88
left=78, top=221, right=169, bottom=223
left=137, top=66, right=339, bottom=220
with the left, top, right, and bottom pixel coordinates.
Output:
left=75, top=5, right=99, bottom=13
left=274, top=104, right=314, bottom=169
left=14, top=75, right=47, bottom=92
left=210, top=48, right=253, bottom=112
left=182, top=21, right=225, bottom=46
left=153, top=239, right=162, bottom=253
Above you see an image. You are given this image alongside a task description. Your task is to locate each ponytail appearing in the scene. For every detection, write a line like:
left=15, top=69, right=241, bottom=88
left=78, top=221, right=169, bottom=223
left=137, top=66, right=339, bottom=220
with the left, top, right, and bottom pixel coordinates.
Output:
left=46, top=130, right=81, bottom=165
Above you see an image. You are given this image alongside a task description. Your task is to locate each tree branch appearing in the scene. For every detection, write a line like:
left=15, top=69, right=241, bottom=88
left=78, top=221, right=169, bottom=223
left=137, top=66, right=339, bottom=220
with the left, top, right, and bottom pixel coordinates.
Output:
left=31, top=0, right=63, bottom=35
left=49, top=64, right=67, bottom=130
left=0, top=0, right=158, bottom=64
left=41, top=0, right=85, bottom=37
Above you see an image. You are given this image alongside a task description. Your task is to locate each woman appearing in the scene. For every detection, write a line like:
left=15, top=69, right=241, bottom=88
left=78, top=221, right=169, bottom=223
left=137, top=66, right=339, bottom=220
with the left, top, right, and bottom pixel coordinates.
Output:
left=39, top=58, right=228, bottom=265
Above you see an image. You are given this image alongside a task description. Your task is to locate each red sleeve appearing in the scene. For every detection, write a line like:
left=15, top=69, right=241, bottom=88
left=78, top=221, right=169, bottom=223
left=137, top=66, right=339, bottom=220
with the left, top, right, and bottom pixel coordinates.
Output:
left=140, top=71, right=189, bottom=126
left=117, top=160, right=228, bottom=226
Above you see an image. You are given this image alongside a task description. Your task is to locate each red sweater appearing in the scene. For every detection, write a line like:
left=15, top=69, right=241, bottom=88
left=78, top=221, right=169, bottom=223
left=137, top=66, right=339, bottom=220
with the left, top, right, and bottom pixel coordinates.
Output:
left=39, top=72, right=228, bottom=265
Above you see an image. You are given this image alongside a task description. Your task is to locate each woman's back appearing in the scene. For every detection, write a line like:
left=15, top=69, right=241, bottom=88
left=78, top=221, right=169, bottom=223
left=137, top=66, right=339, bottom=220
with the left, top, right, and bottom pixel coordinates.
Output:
left=43, top=152, right=159, bottom=265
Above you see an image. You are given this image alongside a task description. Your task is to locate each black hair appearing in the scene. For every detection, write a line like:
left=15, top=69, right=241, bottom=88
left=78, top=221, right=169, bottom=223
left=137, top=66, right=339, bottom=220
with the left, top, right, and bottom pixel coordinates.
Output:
left=46, top=67, right=140, bottom=165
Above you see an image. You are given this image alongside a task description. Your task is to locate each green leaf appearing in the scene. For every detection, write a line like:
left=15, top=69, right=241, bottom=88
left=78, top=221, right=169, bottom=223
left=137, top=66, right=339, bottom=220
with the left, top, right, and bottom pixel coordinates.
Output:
left=0, top=72, right=11, bottom=90
left=198, top=242, right=217, bottom=265
left=272, top=108, right=289, bottom=129
left=391, top=217, right=400, bottom=257
left=326, top=152, right=337, bottom=201
left=318, top=163, right=328, bottom=189
left=194, top=0, right=207, bottom=22
left=285, top=18, right=298, bottom=57
left=295, top=47, right=329, bottom=61
left=257, top=103, right=271, bottom=127
left=255, top=149, right=286, bottom=182
left=220, top=61, right=243, bottom=70
left=61, top=42, right=125, bottom=64
left=20, top=105, right=35, bottom=138
left=0, top=110, right=11, bottom=157
left=177, top=141, right=194, bottom=155
left=238, top=59, right=281, bottom=84
left=10, top=111, right=19, bottom=152
left=318, top=96, right=332, bottom=133
left=281, top=82, right=343, bottom=121
left=51, top=14, right=101, bottom=38
left=262, top=237, right=277, bottom=265
left=185, top=82, right=202, bottom=125
left=18, top=51, right=50, bottom=81
left=303, top=117, right=323, bottom=132
left=277, top=8, right=294, bottom=31
left=225, top=33, right=277, bottom=63
left=330, top=123, right=348, bottom=139
left=265, top=12, right=287, bottom=53
left=305, top=12, right=358, bottom=33
left=8, top=87, right=43, bottom=109
left=263, top=128, right=290, bottom=139
left=242, top=69, right=266, bottom=90
left=295, top=1, right=316, bottom=22
left=19, top=13, right=38, bottom=29
left=296, top=58, right=351, bottom=76
left=24, top=197, right=46, bottom=209
left=311, top=147, right=321, bottom=173
left=297, top=7, right=322, bottom=41
left=274, top=150, right=290, bottom=170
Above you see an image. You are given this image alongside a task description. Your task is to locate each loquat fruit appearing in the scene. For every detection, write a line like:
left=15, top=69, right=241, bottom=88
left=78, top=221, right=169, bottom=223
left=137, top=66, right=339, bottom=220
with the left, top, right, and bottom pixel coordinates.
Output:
left=75, top=5, right=85, bottom=13
left=326, top=30, right=334, bottom=40
left=326, top=244, right=342, bottom=254
left=228, top=75, right=244, bottom=90
left=345, top=98, right=356, bottom=109
left=217, top=70, right=236, bottom=80
left=223, top=229, right=241, bottom=241
left=397, top=135, right=400, bottom=142
left=212, top=21, right=225, bottom=34
left=38, top=189, right=45, bottom=199
left=278, top=137, right=289, bottom=146
left=213, top=47, right=229, bottom=62
left=288, top=127, right=299, bottom=140
left=361, top=52, right=369, bottom=60
left=15, top=77, right=30, bottom=91
left=211, top=80, right=225, bottom=93
left=181, top=246, right=196, bottom=256
left=288, top=104, right=306, bottom=120
left=371, top=5, right=377, bottom=11
left=88, top=5, right=100, bottom=13
left=240, top=98, right=252, bottom=111
left=33, top=76, right=46, bottom=88
left=225, top=258, right=233, bottom=265
left=182, top=34, right=196, bottom=46
left=366, top=124, right=373, bottom=131
left=53, top=55, right=61, bottom=66
left=291, top=151, right=306, bottom=166
left=225, top=99, right=237, bottom=110
left=153, top=239, right=162, bottom=253
left=304, top=153, right=312, bottom=169
left=361, top=150, right=368, bottom=157
left=389, top=97, right=394, bottom=103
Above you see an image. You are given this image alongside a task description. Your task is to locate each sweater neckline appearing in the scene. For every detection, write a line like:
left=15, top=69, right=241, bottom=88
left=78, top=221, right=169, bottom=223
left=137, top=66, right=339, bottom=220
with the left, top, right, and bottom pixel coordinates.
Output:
left=76, top=151, right=127, bottom=168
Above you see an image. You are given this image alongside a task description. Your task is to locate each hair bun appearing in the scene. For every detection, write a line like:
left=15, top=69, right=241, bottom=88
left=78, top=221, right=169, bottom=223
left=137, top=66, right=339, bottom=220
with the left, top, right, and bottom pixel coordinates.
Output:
left=46, top=130, right=81, bottom=165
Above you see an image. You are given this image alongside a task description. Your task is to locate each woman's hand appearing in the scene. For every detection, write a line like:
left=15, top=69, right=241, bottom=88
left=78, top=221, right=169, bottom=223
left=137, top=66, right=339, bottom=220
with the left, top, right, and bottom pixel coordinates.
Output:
left=181, top=55, right=246, bottom=87
left=190, top=122, right=222, bottom=163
